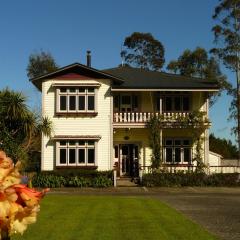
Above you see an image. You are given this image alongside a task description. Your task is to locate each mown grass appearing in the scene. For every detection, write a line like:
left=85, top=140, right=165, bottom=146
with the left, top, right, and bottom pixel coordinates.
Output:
left=13, top=195, right=218, bottom=240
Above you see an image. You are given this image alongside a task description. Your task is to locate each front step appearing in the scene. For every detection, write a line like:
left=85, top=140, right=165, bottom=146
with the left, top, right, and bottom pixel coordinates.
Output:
left=117, top=177, right=139, bottom=187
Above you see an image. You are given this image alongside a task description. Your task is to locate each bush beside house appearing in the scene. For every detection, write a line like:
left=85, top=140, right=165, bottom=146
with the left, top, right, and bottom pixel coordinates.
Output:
left=32, top=170, right=113, bottom=188
left=142, top=172, right=240, bottom=187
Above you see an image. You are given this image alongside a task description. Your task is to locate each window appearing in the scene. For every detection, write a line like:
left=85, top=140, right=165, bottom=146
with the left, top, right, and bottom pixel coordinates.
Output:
left=163, top=95, right=190, bottom=112
left=57, top=140, right=96, bottom=166
left=163, top=138, right=192, bottom=164
left=57, top=87, right=96, bottom=113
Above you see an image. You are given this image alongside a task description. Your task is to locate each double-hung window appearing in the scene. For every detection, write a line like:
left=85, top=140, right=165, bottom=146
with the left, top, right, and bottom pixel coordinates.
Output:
left=57, top=140, right=96, bottom=166
left=57, top=87, right=96, bottom=113
left=164, top=139, right=192, bottom=164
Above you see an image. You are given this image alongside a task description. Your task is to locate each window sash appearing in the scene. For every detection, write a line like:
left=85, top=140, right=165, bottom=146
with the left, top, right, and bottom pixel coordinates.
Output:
left=163, top=95, right=190, bottom=112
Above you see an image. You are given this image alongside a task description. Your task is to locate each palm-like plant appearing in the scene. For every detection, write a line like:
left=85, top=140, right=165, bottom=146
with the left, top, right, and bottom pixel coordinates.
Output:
left=0, top=88, right=52, bottom=165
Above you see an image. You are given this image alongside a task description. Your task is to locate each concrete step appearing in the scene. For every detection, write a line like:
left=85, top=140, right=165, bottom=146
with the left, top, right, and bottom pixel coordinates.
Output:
left=117, top=178, right=139, bottom=187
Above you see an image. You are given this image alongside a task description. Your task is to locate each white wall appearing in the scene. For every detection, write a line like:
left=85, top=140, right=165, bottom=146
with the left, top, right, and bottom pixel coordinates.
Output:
left=42, top=78, right=112, bottom=171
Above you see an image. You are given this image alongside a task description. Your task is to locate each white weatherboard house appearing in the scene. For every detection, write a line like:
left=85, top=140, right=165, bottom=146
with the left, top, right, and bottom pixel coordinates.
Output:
left=31, top=54, right=221, bottom=177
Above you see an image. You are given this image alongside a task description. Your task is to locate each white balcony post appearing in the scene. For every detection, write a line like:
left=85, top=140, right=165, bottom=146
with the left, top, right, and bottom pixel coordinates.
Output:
left=160, top=97, right=162, bottom=114
left=124, top=113, right=127, bottom=122
left=131, top=112, right=134, bottom=122
left=139, top=112, right=143, bottom=122
left=115, top=113, right=118, bottom=122
left=119, top=112, right=123, bottom=122
left=136, top=112, right=139, bottom=122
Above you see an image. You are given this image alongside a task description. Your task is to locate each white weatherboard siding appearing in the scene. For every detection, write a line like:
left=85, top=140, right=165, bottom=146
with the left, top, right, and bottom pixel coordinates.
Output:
left=42, top=78, right=112, bottom=171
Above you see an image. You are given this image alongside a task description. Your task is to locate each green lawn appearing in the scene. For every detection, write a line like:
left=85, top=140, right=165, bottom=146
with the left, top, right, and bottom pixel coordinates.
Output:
left=13, top=195, right=218, bottom=240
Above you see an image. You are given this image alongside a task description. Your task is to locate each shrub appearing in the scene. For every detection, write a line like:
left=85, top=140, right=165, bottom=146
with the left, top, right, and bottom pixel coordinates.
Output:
left=32, top=170, right=113, bottom=188
left=142, top=172, right=240, bottom=187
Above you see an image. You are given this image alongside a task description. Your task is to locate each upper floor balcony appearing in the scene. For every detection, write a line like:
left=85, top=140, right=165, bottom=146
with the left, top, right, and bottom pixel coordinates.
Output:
left=112, top=92, right=210, bottom=128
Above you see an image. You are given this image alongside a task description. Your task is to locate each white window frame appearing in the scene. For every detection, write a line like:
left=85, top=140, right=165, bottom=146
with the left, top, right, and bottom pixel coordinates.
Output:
left=163, top=138, right=192, bottom=164
left=57, top=87, right=96, bottom=113
left=56, top=140, right=96, bottom=166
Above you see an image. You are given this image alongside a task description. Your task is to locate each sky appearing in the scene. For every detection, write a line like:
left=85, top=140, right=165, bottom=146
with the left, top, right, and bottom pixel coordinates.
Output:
left=0, top=0, right=236, bottom=143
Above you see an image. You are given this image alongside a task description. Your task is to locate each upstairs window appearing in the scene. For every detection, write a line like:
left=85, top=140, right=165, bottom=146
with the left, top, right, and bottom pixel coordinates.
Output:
left=57, top=87, right=96, bottom=113
left=162, top=95, right=191, bottom=112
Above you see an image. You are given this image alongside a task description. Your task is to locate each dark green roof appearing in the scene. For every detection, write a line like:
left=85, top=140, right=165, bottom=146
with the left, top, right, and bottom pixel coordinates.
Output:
left=103, top=66, right=220, bottom=90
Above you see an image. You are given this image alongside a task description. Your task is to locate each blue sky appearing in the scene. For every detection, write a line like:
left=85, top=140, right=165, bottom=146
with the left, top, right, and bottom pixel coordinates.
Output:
left=0, top=0, right=235, bottom=143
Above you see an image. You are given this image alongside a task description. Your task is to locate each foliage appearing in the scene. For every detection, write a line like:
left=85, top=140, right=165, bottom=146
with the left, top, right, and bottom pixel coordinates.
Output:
left=209, top=133, right=239, bottom=158
left=167, top=47, right=231, bottom=105
left=147, top=115, right=162, bottom=169
left=142, top=172, right=240, bottom=187
left=121, top=32, right=165, bottom=71
left=147, top=111, right=208, bottom=172
left=27, top=50, right=59, bottom=79
left=32, top=170, right=113, bottom=188
left=211, top=0, right=240, bottom=156
left=0, top=88, right=52, bottom=165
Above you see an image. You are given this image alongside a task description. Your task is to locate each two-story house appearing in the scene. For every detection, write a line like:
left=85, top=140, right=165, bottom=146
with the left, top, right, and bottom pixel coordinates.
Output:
left=30, top=54, right=219, bottom=177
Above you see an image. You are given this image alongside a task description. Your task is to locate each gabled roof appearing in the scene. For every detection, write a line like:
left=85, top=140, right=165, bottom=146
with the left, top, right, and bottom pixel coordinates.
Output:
left=30, top=63, right=124, bottom=91
left=103, top=66, right=220, bottom=91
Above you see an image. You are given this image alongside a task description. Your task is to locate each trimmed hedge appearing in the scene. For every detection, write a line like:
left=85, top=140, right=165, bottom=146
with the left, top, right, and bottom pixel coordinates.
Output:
left=142, top=172, right=240, bottom=187
left=32, top=169, right=113, bottom=188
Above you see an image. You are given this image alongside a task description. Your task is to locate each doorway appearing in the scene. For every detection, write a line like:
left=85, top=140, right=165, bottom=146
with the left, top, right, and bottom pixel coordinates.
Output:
left=114, top=144, right=139, bottom=177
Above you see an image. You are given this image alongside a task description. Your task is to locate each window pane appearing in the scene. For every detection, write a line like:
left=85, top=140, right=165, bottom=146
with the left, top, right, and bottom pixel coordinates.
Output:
left=69, top=141, right=75, bottom=146
left=79, top=140, right=85, bottom=146
left=78, top=149, right=85, bottom=164
left=174, top=140, right=181, bottom=146
left=69, top=88, right=76, bottom=93
left=60, top=96, right=67, bottom=111
left=88, top=96, right=95, bottom=110
left=183, top=97, right=190, bottom=111
left=60, top=88, right=67, bottom=92
left=69, top=96, right=76, bottom=110
left=184, top=148, right=191, bottom=163
left=69, top=149, right=76, bottom=164
left=78, top=96, right=85, bottom=110
left=122, top=96, right=131, bottom=105
left=88, top=88, right=94, bottom=93
left=60, top=149, right=67, bottom=164
left=165, top=140, right=173, bottom=146
left=79, top=88, right=85, bottom=93
left=88, top=141, right=94, bottom=146
left=156, top=97, right=160, bottom=111
left=183, top=140, right=190, bottom=146
left=174, top=97, right=181, bottom=111
left=88, top=149, right=95, bottom=164
left=165, top=148, right=173, bottom=163
left=165, top=97, right=172, bottom=111
left=132, top=95, right=138, bottom=109
left=175, top=148, right=181, bottom=163
left=114, top=96, right=119, bottom=109
left=60, top=141, right=66, bottom=146
left=114, top=146, right=118, bottom=158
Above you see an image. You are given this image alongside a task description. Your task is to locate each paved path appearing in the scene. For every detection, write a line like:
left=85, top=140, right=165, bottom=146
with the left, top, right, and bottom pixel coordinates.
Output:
left=48, top=187, right=240, bottom=240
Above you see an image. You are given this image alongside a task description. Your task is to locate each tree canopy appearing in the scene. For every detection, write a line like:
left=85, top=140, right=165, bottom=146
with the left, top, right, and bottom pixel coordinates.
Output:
left=27, top=50, right=59, bottom=79
left=209, top=133, right=238, bottom=159
left=211, top=0, right=240, bottom=159
left=167, top=47, right=230, bottom=105
left=121, top=32, right=165, bottom=71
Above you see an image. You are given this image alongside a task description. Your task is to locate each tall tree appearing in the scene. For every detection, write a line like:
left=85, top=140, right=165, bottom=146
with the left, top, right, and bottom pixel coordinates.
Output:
left=211, top=0, right=240, bottom=162
left=27, top=50, right=58, bottom=79
left=121, top=32, right=165, bottom=71
left=0, top=88, right=52, bottom=166
left=167, top=47, right=230, bottom=105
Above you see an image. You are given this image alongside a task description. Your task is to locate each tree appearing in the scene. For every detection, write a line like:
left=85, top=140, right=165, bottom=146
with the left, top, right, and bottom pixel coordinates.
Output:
left=27, top=50, right=58, bottom=79
left=167, top=47, right=230, bottom=105
left=0, top=88, right=52, bottom=166
left=211, top=0, right=240, bottom=162
left=209, top=133, right=238, bottom=158
left=121, top=32, right=165, bottom=71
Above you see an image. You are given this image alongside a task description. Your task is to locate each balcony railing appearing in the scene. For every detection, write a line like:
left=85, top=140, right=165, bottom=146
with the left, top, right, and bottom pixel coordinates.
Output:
left=113, top=112, right=190, bottom=123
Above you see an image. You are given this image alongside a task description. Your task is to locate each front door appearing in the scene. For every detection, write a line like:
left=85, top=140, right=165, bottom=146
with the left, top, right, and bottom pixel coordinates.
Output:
left=119, top=144, right=139, bottom=177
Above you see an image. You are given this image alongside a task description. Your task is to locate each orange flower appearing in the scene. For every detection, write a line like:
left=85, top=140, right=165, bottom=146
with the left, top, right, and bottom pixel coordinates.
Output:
left=0, top=151, right=49, bottom=238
